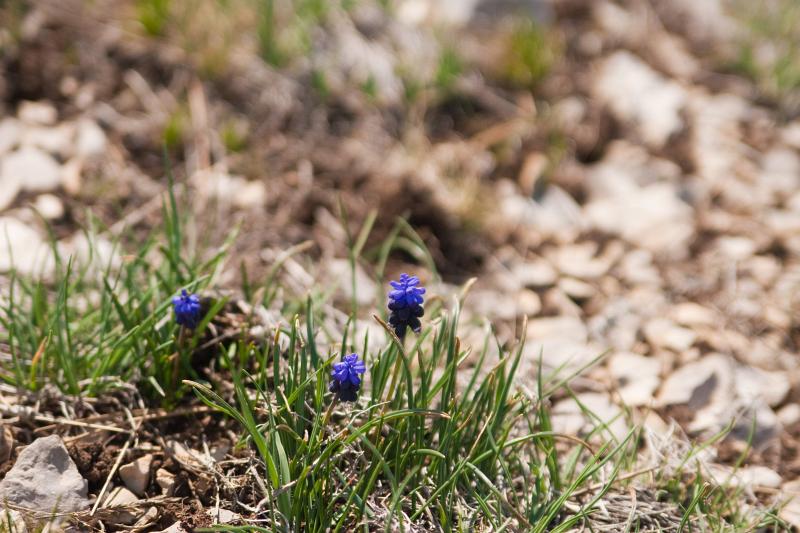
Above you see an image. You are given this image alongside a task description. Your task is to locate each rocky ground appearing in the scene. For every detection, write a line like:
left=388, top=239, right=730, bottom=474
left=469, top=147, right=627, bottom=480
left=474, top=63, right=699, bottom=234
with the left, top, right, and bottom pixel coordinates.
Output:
left=1, top=0, right=800, bottom=530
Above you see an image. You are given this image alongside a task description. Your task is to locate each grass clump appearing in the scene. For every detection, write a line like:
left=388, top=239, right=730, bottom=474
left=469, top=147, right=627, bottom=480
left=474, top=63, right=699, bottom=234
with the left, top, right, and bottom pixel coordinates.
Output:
left=0, top=174, right=788, bottom=531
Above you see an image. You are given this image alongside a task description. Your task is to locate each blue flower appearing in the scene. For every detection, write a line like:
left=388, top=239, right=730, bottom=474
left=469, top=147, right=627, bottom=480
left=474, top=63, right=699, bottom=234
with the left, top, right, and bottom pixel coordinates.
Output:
left=172, top=289, right=202, bottom=329
left=387, top=273, right=425, bottom=339
left=329, top=353, right=366, bottom=402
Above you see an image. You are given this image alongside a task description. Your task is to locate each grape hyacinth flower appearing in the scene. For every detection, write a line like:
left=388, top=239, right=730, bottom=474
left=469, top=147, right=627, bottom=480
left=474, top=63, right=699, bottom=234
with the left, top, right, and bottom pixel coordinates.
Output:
left=387, top=273, right=425, bottom=340
left=329, top=353, right=366, bottom=402
left=172, top=289, right=201, bottom=329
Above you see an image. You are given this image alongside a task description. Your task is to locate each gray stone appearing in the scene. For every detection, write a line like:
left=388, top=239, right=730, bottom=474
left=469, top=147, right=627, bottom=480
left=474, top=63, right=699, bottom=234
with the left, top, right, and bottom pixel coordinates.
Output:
left=0, top=435, right=89, bottom=513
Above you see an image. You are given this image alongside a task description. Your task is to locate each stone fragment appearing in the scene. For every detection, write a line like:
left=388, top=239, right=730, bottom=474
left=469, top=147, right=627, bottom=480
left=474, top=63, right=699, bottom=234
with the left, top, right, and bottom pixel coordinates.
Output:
left=657, top=353, right=733, bottom=409
left=0, top=435, right=90, bottom=513
left=609, top=352, right=660, bottom=406
left=75, top=120, right=107, bottom=158
left=594, top=51, right=686, bottom=147
left=0, top=217, right=52, bottom=276
left=734, top=366, right=790, bottom=407
left=18, top=101, right=57, bottom=126
left=585, top=183, right=693, bottom=255
left=0, top=118, right=21, bottom=154
left=206, top=508, right=240, bottom=524
left=708, top=464, right=782, bottom=489
left=552, top=393, right=629, bottom=441
left=513, top=259, right=557, bottom=288
left=102, top=486, right=140, bottom=525
left=778, top=404, right=800, bottom=427
left=669, top=303, right=716, bottom=327
left=119, top=454, right=153, bottom=496
left=33, top=194, right=64, bottom=220
left=0, top=172, right=20, bottom=212
left=2, top=147, right=62, bottom=192
left=155, top=468, right=176, bottom=496
left=644, top=318, right=696, bottom=352
left=21, top=124, right=74, bottom=157
left=558, top=277, right=595, bottom=301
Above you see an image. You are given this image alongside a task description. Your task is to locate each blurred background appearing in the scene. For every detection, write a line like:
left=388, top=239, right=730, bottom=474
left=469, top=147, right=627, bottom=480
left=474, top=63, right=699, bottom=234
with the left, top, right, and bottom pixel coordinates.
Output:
left=1, top=0, right=800, bottom=517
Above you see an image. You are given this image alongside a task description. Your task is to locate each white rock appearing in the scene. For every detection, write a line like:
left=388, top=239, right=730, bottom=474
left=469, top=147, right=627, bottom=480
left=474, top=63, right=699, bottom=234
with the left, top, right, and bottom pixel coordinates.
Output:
left=729, top=401, right=781, bottom=447
left=2, top=147, right=62, bottom=192
left=715, top=236, right=756, bottom=261
left=644, top=318, right=696, bottom=352
left=206, top=507, right=240, bottom=524
left=0, top=217, right=52, bottom=276
left=514, top=259, right=557, bottom=287
left=517, top=289, right=541, bottom=316
left=552, top=393, right=629, bottom=442
left=18, top=101, right=57, bottom=126
left=528, top=316, right=587, bottom=343
left=102, top=486, right=140, bottom=525
left=585, top=184, right=693, bottom=256
left=21, top=124, right=74, bottom=157
left=618, top=249, right=662, bottom=286
left=33, top=194, right=64, bottom=220
left=734, top=366, right=790, bottom=407
left=61, top=158, right=82, bottom=195
left=504, top=185, right=583, bottom=238
left=198, top=171, right=267, bottom=209
left=0, top=118, right=21, bottom=154
left=688, top=93, right=748, bottom=185
left=134, top=506, right=159, bottom=528
left=594, top=51, right=687, bottom=148
left=0, top=435, right=89, bottom=513
left=708, top=464, right=782, bottom=489
left=778, top=404, right=800, bottom=426
left=657, top=353, right=733, bottom=408
left=75, top=120, right=107, bottom=158
left=0, top=172, right=21, bottom=212
left=552, top=242, right=611, bottom=279
left=558, top=277, right=596, bottom=300
left=119, top=454, right=153, bottom=496
left=759, top=148, right=800, bottom=196
left=525, top=316, right=600, bottom=374
left=155, top=468, right=176, bottom=496
left=103, top=485, right=138, bottom=507
left=609, top=352, right=660, bottom=406
left=669, top=302, right=716, bottom=327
